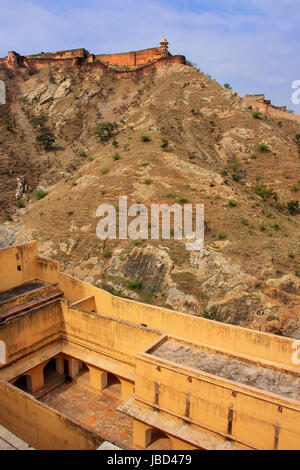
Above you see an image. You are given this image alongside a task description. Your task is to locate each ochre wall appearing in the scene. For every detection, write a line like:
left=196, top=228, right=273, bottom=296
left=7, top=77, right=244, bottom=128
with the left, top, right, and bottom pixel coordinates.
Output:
left=0, top=379, right=103, bottom=450
left=135, top=352, right=300, bottom=450
left=0, top=300, right=63, bottom=364
left=0, top=241, right=38, bottom=292
left=33, top=254, right=300, bottom=371
left=62, top=303, right=161, bottom=362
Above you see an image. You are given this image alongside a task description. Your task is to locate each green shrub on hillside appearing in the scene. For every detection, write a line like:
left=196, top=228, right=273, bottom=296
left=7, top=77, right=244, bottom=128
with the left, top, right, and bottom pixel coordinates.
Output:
left=36, top=132, right=55, bottom=150
left=94, top=122, right=118, bottom=142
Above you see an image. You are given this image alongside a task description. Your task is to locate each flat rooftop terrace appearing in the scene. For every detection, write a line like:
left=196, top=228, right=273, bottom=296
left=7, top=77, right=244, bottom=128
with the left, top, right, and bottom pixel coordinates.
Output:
left=0, top=280, right=48, bottom=303
left=0, top=280, right=63, bottom=323
left=152, top=340, right=300, bottom=401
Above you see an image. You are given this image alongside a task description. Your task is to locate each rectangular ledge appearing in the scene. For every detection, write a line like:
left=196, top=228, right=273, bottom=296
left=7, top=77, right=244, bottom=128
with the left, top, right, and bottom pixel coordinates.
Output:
left=118, top=397, right=242, bottom=451
left=62, top=342, right=135, bottom=382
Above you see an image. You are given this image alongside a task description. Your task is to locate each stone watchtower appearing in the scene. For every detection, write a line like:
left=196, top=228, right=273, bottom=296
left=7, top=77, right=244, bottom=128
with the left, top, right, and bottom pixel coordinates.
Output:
left=160, top=38, right=169, bottom=57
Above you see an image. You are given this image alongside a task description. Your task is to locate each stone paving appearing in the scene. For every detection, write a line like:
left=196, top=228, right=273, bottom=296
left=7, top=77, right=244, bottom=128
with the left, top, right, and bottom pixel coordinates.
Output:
left=40, top=382, right=133, bottom=449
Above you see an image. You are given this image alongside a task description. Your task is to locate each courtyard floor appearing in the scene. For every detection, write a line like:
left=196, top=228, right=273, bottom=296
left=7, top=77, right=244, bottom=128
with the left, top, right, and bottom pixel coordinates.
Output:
left=39, top=381, right=133, bottom=449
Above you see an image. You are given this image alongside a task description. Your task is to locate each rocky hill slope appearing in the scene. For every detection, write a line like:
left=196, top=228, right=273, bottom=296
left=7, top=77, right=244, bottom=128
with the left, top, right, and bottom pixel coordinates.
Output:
left=0, top=62, right=299, bottom=337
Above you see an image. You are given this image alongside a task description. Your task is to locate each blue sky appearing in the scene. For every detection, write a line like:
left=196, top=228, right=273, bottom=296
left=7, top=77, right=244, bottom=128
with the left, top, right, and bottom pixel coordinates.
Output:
left=0, top=0, right=299, bottom=111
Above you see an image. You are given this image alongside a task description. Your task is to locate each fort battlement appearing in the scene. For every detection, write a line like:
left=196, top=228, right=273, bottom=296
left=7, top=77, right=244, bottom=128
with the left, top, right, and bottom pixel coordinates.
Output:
left=243, top=93, right=300, bottom=122
left=0, top=39, right=186, bottom=77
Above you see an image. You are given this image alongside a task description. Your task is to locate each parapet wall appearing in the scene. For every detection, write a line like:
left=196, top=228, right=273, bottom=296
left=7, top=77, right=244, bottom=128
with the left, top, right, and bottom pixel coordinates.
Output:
left=0, top=41, right=185, bottom=78
left=243, top=94, right=300, bottom=122
left=96, top=46, right=169, bottom=67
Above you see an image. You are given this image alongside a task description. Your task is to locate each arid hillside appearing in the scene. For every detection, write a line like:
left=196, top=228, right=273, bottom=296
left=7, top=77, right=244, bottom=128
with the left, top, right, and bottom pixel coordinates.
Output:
left=0, top=61, right=299, bottom=337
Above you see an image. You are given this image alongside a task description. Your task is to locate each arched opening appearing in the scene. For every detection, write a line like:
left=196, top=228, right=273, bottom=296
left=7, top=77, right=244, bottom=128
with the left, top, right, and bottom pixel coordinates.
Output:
left=43, top=359, right=60, bottom=385
left=0, top=340, right=6, bottom=364
left=146, top=428, right=173, bottom=450
left=103, top=373, right=121, bottom=399
left=13, top=375, right=32, bottom=394
left=74, top=362, right=90, bottom=385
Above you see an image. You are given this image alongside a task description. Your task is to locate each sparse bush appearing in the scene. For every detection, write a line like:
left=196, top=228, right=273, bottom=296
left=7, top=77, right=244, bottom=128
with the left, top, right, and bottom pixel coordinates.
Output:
left=112, top=153, right=121, bottom=161
left=228, top=200, right=237, bottom=207
left=4, top=214, right=13, bottom=221
left=201, top=311, right=217, bottom=320
left=228, top=159, right=243, bottom=182
left=112, top=140, right=118, bottom=147
left=161, top=138, right=169, bottom=149
left=289, top=252, right=295, bottom=259
left=4, top=123, right=13, bottom=130
left=78, top=151, right=87, bottom=157
left=139, top=162, right=149, bottom=167
left=126, top=279, right=142, bottom=289
left=102, top=250, right=113, bottom=258
left=252, top=111, right=262, bottom=119
left=257, top=143, right=269, bottom=153
left=178, top=197, right=188, bottom=203
left=143, top=178, right=152, bottom=185
left=219, top=233, right=228, bottom=240
left=36, top=132, right=55, bottom=151
left=101, top=168, right=109, bottom=174
left=141, top=135, right=151, bottom=142
left=224, top=83, right=232, bottom=89
left=32, top=115, right=46, bottom=130
left=254, top=184, right=278, bottom=201
left=94, top=122, right=117, bottom=142
left=35, top=189, right=48, bottom=200
left=16, top=201, right=25, bottom=209
left=73, top=93, right=79, bottom=100
left=291, top=184, right=300, bottom=192
left=287, top=200, right=299, bottom=214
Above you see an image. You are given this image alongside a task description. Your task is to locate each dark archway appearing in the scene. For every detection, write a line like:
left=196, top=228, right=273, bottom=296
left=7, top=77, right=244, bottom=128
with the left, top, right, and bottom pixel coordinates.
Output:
left=43, top=359, right=59, bottom=385
left=146, top=429, right=173, bottom=450
left=13, top=375, right=32, bottom=394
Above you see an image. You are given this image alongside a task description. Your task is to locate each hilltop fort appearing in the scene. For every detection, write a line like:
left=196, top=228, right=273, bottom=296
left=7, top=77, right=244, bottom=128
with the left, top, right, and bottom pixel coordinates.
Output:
left=1, top=39, right=298, bottom=121
left=0, top=39, right=186, bottom=77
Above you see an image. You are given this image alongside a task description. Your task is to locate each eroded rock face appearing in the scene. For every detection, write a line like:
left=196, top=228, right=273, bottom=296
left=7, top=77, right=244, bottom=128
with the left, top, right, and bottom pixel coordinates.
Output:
left=165, top=285, right=200, bottom=315
left=266, top=275, right=300, bottom=296
left=0, top=225, right=18, bottom=248
left=190, top=249, right=255, bottom=298
left=108, top=245, right=173, bottom=293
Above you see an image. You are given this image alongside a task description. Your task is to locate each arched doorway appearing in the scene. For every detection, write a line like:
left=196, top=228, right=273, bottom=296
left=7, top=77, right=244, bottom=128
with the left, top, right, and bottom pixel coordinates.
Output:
left=43, top=359, right=60, bottom=385
left=12, top=375, right=32, bottom=394
left=103, top=373, right=121, bottom=399
left=146, top=429, right=173, bottom=450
